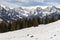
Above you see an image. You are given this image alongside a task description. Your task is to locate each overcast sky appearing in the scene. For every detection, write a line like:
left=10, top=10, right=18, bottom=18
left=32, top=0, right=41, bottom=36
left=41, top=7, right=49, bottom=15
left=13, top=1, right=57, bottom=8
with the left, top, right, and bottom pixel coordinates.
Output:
left=0, top=0, right=60, bottom=7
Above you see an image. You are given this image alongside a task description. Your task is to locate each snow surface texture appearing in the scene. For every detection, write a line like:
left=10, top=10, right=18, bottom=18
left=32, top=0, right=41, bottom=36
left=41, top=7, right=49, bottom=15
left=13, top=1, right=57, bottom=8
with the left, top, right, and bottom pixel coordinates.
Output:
left=0, top=20, right=60, bottom=40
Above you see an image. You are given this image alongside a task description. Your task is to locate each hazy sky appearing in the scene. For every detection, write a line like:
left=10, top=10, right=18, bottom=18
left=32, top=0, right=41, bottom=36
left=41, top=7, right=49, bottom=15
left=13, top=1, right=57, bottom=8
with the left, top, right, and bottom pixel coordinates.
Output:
left=0, top=0, right=60, bottom=7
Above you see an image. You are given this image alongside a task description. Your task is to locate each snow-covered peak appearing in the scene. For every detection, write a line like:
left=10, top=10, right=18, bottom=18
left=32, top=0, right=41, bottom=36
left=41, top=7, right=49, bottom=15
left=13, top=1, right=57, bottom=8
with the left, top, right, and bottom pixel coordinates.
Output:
left=0, top=4, right=6, bottom=8
left=0, top=5, right=60, bottom=20
left=0, top=4, right=11, bottom=11
left=14, top=7, right=24, bottom=11
left=45, top=6, right=56, bottom=12
left=36, top=7, right=42, bottom=11
left=42, top=6, right=60, bottom=15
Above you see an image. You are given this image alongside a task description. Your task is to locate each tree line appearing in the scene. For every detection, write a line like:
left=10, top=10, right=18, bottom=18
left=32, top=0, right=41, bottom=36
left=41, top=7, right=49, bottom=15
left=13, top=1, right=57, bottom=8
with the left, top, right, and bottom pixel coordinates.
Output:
left=0, top=14, right=60, bottom=33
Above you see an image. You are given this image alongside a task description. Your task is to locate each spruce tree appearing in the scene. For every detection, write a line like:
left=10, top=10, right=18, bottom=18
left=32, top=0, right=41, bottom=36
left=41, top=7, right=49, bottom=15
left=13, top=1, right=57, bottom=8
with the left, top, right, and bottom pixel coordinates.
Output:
left=45, top=14, right=49, bottom=24
left=11, top=20, right=17, bottom=31
left=22, top=18, right=29, bottom=28
left=51, top=15, right=55, bottom=22
left=8, top=22, right=11, bottom=31
left=0, top=21, right=7, bottom=33
left=58, top=14, right=60, bottom=20
left=32, top=16, right=39, bottom=26
left=28, top=18, right=32, bottom=27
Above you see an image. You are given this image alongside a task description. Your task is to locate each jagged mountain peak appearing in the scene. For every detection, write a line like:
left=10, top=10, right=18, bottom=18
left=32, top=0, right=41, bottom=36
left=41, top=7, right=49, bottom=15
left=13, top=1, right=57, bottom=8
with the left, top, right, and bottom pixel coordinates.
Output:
left=14, top=7, right=23, bottom=10
left=0, top=5, right=60, bottom=21
left=47, top=6, right=56, bottom=8
left=43, top=6, right=58, bottom=13
left=0, top=4, right=6, bottom=8
left=36, top=7, right=42, bottom=11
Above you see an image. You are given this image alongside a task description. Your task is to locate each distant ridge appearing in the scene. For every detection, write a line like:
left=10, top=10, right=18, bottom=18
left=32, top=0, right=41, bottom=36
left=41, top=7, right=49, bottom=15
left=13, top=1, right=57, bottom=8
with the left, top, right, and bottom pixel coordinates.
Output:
left=0, top=5, right=60, bottom=21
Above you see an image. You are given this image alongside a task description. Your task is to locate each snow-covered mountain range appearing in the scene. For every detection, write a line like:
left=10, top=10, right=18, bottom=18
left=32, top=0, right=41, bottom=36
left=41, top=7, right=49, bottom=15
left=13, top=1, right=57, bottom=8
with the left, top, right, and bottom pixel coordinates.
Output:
left=0, top=5, right=60, bottom=21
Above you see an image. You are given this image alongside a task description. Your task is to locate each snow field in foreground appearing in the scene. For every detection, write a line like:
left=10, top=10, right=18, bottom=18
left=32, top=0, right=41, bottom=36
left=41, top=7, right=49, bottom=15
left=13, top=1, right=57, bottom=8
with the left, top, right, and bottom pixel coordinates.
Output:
left=0, top=20, right=60, bottom=40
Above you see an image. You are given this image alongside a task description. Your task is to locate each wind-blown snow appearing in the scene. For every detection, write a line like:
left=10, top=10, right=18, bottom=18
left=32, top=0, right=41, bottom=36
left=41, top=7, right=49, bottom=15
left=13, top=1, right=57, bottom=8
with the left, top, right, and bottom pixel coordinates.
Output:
left=0, top=20, right=60, bottom=40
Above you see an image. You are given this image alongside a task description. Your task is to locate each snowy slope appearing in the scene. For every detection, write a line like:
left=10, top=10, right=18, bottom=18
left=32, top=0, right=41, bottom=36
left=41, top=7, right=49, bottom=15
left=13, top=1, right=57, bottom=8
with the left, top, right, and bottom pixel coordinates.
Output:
left=0, top=20, right=60, bottom=40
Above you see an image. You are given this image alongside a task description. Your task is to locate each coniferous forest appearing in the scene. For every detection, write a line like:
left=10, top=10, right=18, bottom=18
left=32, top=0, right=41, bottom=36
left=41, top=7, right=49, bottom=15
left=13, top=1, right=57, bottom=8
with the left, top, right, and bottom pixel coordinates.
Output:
left=0, top=14, right=60, bottom=33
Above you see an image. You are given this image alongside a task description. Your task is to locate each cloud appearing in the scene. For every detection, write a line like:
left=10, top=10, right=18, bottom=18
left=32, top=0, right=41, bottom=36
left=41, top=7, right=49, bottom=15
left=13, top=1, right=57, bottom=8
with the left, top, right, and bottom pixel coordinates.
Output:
left=0, top=0, right=60, bottom=7
left=44, top=0, right=60, bottom=6
left=5, top=0, right=47, bottom=6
